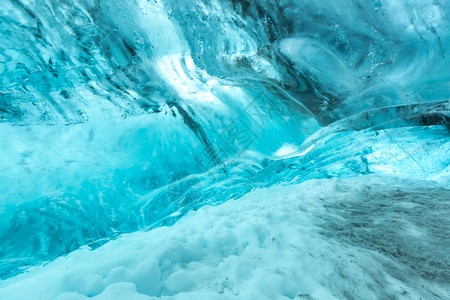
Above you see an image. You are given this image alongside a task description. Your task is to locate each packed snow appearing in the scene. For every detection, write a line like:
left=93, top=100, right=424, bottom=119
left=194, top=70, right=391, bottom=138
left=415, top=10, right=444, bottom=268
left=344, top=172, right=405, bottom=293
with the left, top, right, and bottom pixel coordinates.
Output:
left=1, top=175, right=448, bottom=300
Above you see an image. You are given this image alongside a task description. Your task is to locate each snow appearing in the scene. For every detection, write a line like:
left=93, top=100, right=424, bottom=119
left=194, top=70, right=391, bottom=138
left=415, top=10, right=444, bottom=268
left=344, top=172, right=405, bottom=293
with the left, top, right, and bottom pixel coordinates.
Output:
left=1, top=175, right=448, bottom=300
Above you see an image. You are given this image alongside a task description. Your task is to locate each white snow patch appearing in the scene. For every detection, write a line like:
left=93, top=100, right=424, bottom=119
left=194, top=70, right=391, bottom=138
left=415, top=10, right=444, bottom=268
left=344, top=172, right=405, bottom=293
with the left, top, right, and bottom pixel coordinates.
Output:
left=0, top=176, right=448, bottom=300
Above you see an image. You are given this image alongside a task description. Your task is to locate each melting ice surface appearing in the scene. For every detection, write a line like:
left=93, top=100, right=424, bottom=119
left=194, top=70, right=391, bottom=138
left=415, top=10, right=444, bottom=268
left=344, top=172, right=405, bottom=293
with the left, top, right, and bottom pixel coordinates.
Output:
left=0, top=0, right=449, bottom=299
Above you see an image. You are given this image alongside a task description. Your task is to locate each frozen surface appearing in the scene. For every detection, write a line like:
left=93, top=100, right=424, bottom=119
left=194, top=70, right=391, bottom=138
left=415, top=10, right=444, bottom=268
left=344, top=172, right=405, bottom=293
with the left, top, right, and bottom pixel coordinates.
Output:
left=0, top=0, right=449, bottom=297
left=0, top=175, right=448, bottom=300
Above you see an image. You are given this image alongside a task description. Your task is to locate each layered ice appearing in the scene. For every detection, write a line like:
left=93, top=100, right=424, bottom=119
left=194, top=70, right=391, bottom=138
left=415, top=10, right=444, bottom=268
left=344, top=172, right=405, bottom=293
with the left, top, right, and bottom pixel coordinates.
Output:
left=0, top=0, right=449, bottom=298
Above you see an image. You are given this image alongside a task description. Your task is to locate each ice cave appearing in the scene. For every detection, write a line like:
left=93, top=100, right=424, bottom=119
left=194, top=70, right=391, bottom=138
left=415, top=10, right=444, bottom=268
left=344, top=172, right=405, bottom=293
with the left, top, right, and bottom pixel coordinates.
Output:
left=0, top=0, right=449, bottom=299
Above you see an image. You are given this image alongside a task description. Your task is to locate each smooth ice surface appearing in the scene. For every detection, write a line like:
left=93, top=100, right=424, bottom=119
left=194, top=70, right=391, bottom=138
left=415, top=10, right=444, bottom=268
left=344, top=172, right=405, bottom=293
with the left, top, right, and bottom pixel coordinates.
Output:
left=0, top=176, right=448, bottom=299
left=0, top=0, right=449, bottom=297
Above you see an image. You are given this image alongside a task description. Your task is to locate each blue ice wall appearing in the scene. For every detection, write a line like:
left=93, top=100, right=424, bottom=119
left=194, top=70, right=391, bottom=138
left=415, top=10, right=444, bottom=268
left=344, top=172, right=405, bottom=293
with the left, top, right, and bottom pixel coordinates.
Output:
left=0, top=0, right=449, bottom=278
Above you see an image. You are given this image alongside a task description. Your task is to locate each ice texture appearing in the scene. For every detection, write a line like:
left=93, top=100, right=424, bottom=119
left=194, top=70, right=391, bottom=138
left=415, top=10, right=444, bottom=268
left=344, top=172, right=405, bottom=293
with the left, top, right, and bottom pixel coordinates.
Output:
left=0, top=0, right=449, bottom=298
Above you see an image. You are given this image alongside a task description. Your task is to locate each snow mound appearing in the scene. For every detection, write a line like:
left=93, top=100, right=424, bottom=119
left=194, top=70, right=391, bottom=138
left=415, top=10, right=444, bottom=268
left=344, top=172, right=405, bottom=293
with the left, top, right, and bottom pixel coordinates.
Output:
left=0, top=175, right=448, bottom=300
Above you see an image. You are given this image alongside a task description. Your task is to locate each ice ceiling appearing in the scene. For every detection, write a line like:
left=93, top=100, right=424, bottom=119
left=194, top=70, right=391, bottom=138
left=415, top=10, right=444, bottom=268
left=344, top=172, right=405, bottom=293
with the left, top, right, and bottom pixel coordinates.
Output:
left=0, top=0, right=449, bottom=280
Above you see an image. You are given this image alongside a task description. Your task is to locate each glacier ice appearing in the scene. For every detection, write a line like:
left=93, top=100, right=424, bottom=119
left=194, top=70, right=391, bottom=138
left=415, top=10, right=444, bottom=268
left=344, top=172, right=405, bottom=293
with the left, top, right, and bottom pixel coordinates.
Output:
left=0, top=0, right=449, bottom=298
